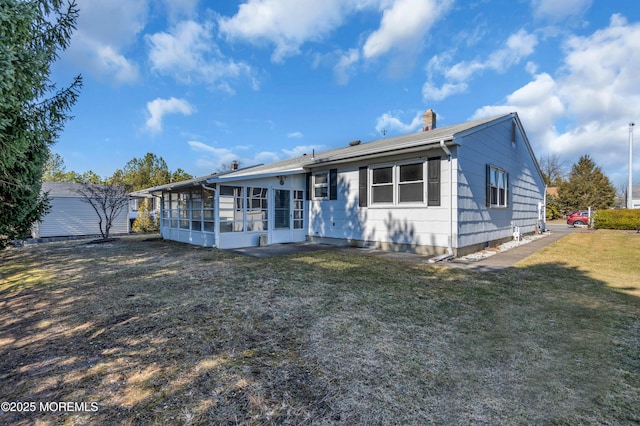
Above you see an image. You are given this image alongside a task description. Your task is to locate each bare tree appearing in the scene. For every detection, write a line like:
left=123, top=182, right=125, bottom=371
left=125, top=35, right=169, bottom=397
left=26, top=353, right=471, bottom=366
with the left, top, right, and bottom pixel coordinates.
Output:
left=76, top=183, right=129, bottom=240
left=538, top=154, right=567, bottom=186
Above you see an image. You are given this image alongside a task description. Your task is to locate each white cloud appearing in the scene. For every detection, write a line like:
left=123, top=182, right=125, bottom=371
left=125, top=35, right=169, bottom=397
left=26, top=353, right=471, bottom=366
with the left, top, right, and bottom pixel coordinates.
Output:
left=472, top=73, right=565, bottom=149
left=423, top=29, right=538, bottom=102
left=281, top=145, right=325, bottom=158
left=375, top=110, right=423, bottom=134
left=287, top=131, right=304, bottom=138
left=471, top=14, right=640, bottom=183
left=160, top=0, right=199, bottom=22
left=218, top=0, right=348, bottom=63
left=362, top=0, right=453, bottom=59
left=446, top=30, right=538, bottom=81
left=145, top=98, right=195, bottom=133
left=531, top=0, right=592, bottom=22
left=422, top=81, right=468, bottom=101
left=188, top=140, right=325, bottom=174
left=333, top=49, right=360, bottom=85
left=146, top=20, right=254, bottom=90
left=66, top=0, right=148, bottom=84
left=94, top=45, right=139, bottom=83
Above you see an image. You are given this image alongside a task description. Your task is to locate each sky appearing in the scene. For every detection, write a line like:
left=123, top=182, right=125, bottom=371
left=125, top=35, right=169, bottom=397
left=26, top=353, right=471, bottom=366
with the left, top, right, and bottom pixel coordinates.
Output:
left=50, top=0, right=640, bottom=188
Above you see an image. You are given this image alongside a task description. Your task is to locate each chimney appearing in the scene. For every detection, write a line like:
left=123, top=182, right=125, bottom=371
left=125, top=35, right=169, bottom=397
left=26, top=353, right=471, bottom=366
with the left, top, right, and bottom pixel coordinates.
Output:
left=423, top=109, right=436, bottom=131
left=231, top=160, right=239, bottom=170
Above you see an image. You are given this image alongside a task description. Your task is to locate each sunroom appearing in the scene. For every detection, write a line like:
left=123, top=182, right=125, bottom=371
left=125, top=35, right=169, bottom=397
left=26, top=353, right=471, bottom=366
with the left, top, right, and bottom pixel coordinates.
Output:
left=146, top=172, right=308, bottom=249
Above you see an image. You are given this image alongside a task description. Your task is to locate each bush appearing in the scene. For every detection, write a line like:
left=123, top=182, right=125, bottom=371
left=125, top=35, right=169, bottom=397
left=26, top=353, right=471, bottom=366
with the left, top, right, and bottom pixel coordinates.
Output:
left=545, top=194, right=566, bottom=220
left=132, top=199, right=159, bottom=233
left=593, top=209, right=640, bottom=230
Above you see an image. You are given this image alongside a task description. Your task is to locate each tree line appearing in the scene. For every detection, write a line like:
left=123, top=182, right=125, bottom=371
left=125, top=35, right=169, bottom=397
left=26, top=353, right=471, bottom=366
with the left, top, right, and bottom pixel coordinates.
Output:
left=538, top=154, right=618, bottom=219
left=42, top=152, right=193, bottom=191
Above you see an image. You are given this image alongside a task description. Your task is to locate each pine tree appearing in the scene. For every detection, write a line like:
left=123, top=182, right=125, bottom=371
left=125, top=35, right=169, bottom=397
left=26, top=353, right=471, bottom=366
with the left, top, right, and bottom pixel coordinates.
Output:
left=112, top=153, right=193, bottom=191
left=0, top=0, right=82, bottom=247
left=558, top=155, right=616, bottom=210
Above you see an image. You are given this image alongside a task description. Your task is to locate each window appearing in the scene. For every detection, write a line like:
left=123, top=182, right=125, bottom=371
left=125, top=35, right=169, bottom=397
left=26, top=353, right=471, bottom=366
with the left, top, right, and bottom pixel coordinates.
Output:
left=371, top=166, right=393, bottom=203
left=247, top=187, right=268, bottom=231
left=202, top=189, right=215, bottom=233
left=191, top=190, right=202, bottom=231
left=486, top=165, right=509, bottom=208
left=313, top=172, right=328, bottom=199
left=220, top=186, right=244, bottom=232
left=312, top=169, right=338, bottom=200
left=369, top=162, right=427, bottom=205
left=170, top=192, right=179, bottom=228
left=178, top=191, right=190, bottom=229
left=164, top=193, right=172, bottom=227
left=293, top=190, right=304, bottom=229
left=398, top=163, right=423, bottom=203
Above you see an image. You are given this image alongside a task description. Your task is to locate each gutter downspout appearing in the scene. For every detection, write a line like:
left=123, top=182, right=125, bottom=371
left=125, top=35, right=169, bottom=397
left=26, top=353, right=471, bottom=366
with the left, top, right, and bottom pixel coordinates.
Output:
left=440, top=140, right=454, bottom=257
left=429, top=140, right=454, bottom=263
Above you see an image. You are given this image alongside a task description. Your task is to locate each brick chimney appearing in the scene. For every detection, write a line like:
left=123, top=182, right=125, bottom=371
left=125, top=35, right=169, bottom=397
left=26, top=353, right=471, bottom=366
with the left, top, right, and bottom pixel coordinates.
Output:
left=423, top=109, right=436, bottom=131
left=231, top=160, right=239, bottom=170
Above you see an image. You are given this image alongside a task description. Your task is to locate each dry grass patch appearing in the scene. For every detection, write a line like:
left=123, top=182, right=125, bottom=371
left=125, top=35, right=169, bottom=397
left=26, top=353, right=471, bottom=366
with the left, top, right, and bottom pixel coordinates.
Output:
left=0, top=234, right=639, bottom=424
left=517, top=229, right=640, bottom=296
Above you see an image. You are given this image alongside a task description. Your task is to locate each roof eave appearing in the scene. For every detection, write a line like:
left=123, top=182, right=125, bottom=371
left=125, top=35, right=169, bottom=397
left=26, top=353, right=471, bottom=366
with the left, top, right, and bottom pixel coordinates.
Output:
left=305, top=138, right=456, bottom=168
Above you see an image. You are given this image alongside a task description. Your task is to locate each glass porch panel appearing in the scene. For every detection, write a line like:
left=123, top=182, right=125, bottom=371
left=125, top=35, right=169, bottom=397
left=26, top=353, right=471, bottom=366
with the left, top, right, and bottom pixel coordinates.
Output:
left=274, top=189, right=290, bottom=229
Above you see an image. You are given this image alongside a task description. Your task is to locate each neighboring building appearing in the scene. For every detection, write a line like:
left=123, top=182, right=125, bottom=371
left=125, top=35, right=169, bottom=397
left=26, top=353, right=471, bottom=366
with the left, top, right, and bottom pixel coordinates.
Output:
left=32, top=182, right=129, bottom=238
left=631, top=184, right=640, bottom=209
left=138, top=111, right=546, bottom=256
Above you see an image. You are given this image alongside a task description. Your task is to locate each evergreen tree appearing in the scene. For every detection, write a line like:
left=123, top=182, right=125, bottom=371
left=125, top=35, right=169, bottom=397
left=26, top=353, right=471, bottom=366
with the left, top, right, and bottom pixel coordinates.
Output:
left=112, top=153, right=193, bottom=191
left=0, top=0, right=82, bottom=247
left=558, top=155, right=616, bottom=210
left=132, top=198, right=158, bottom=233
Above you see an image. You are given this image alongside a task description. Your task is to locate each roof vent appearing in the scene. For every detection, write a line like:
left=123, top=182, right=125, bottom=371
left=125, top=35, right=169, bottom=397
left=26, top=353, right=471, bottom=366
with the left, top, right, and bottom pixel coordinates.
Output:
left=349, top=140, right=361, bottom=146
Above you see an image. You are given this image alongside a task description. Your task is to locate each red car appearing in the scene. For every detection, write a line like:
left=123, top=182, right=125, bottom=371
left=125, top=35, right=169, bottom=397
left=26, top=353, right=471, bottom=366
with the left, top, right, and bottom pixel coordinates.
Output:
left=567, top=210, right=593, bottom=226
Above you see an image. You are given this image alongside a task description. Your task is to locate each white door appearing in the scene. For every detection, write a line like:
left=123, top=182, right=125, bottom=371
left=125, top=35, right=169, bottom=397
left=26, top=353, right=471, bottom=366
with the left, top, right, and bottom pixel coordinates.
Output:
left=271, top=189, right=292, bottom=244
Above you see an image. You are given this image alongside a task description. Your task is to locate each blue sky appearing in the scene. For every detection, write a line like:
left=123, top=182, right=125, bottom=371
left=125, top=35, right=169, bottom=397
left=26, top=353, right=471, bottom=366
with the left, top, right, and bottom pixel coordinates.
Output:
left=51, top=0, right=640, bottom=187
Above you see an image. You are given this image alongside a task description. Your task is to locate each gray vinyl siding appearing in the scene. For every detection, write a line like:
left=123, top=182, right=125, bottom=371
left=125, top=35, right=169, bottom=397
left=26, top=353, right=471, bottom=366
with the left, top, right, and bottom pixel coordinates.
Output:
left=34, top=196, right=129, bottom=238
left=308, top=150, right=452, bottom=253
left=456, top=116, right=544, bottom=249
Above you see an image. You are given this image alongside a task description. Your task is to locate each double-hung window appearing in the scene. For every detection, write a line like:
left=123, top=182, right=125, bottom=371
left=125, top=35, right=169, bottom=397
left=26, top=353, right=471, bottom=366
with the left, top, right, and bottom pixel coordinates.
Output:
left=313, top=173, right=328, bottom=199
left=371, top=166, right=393, bottom=203
left=398, top=163, right=423, bottom=203
left=311, top=169, right=338, bottom=200
left=487, top=165, right=509, bottom=208
left=369, top=162, right=426, bottom=205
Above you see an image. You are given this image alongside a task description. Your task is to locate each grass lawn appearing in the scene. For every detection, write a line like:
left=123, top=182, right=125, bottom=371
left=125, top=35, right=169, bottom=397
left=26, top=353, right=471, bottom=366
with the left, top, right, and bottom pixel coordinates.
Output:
left=1, top=231, right=639, bottom=425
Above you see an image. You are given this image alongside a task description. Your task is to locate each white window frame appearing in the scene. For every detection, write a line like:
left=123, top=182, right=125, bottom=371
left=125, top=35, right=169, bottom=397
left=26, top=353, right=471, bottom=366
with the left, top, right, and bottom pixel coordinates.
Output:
left=489, top=166, right=508, bottom=208
left=369, top=161, right=427, bottom=207
left=246, top=187, right=268, bottom=232
left=219, top=186, right=244, bottom=233
left=313, top=172, right=329, bottom=200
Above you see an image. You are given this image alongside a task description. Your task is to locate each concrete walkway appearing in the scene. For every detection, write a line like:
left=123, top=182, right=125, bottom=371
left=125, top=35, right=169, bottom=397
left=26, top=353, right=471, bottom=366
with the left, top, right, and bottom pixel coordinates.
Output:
left=444, top=224, right=577, bottom=272
left=228, top=224, right=579, bottom=272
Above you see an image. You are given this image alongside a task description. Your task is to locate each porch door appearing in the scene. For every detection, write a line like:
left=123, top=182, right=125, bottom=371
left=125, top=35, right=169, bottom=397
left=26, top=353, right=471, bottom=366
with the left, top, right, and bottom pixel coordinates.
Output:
left=271, top=189, right=292, bottom=243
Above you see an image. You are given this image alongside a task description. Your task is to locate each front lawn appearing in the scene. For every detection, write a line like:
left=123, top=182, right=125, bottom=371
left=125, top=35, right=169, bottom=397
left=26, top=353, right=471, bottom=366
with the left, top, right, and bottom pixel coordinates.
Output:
left=1, top=232, right=638, bottom=424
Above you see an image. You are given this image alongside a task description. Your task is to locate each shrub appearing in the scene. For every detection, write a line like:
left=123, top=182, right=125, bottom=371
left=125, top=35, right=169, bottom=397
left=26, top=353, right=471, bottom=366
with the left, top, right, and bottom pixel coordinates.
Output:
left=545, top=194, right=567, bottom=220
left=132, top=199, right=159, bottom=233
left=593, top=209, right=640, bottom=230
